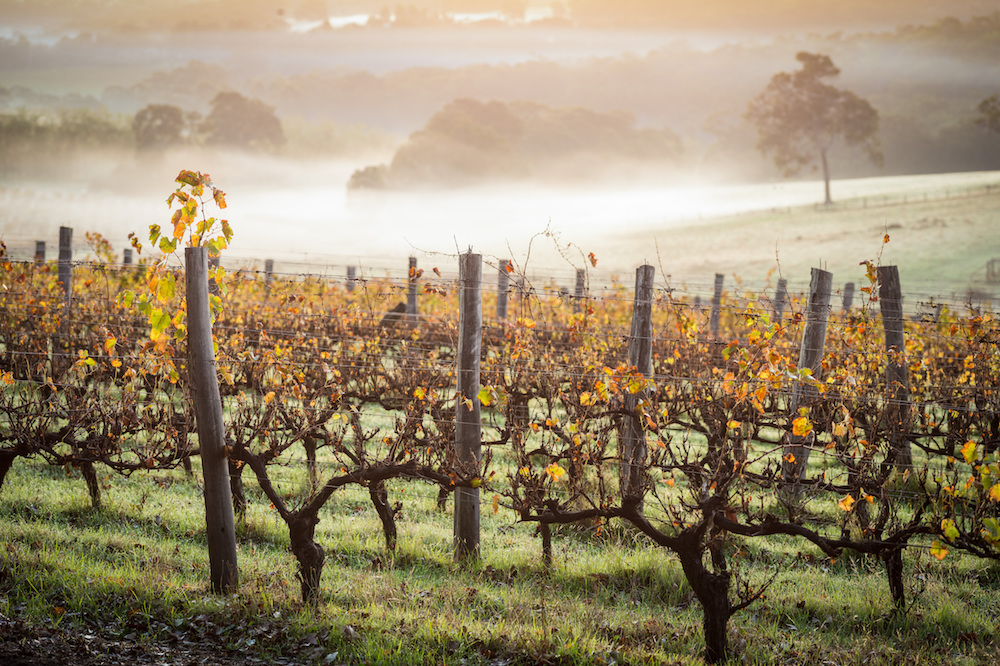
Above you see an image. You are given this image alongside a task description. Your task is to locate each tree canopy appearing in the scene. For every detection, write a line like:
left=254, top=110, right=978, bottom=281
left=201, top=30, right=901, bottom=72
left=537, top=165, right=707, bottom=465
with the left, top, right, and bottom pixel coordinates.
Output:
left=132, top=103, right=185, bottom=151
left=977, top=94, right=1000, bottom=133
left=745, top=52, right=881, bottom=204
left=202, top=92, right=284, bottom=150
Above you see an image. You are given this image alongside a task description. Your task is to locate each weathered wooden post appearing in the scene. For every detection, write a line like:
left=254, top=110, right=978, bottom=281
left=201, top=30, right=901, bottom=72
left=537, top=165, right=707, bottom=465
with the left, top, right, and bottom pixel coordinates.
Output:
left=407, top=256, right=419, bottom=322
left=185, top=246, right=239, bottom=593
left=878, top=266, right=912, bottom=468
left=454, top=251, right=483, bottom=563
left=58, top=226, right=72, bottom=310
left=773, top=278, right=788, bottom=324
left=709, top=273, right=724, bottom=338
left=842, top=282, right=855, bottom=313
left=496, top=260, right=510, bottom=320
left=783, top=268, right=832, bottom=491
left=35, top=241, right=45, bottom=263
left=622, top=264, right=655, bottom=505
left=346, top=266, right=356, bottom=292
left=264, top=259, right=274, bottom=289
left=123, top=248, right=133, bottom=266
left=573, top=268, right=586, bottom=314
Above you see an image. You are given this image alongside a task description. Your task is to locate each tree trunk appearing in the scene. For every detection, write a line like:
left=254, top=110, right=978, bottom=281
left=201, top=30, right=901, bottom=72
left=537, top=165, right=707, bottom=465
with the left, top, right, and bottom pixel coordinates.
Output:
left=369, top=480, right=397, bottom=552
left=229, top=458, right=246, bottom=520
left=676, top=539, right=732, bottom=664
left=821, top=149, right=832, bottom=205
left=0, top=450, right=17, bottom=493
left=80, top=461, right=101, bottom=509
left=288, top=512, right=325, bottom=607
left=881, top=548, right=906, bottom=612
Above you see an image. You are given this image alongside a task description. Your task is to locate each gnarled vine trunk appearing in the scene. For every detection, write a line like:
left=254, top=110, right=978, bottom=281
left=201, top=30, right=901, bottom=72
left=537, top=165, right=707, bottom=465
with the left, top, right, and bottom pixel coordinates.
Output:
left=288, top=512, right=325, bottom=607
left=369, top=479, right=397, bottom=552
left=676, top=535, right=732, bottom=664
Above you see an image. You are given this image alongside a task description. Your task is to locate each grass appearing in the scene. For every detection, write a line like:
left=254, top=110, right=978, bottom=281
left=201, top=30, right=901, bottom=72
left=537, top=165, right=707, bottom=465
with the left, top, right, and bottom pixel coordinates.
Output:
left=2, top=452, right=998, bottom=665
left=614, top=180, right=1000, bottom=293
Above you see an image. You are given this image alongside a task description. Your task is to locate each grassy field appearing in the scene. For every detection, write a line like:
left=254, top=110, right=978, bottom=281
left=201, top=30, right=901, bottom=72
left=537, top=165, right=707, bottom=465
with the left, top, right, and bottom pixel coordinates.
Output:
left=613, top=182, right=1000, bottom=297
left=2, top=451, right=998, bottom=665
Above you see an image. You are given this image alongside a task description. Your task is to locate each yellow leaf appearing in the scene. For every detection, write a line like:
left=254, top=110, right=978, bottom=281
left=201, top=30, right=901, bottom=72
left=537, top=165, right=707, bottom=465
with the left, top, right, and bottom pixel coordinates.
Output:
left=104, top=336, right=117, bottom=352
left=471, top=477, right=482, bottom=488
left=990, top=484, right=1000, bottom=503
left=792, top=416, right=813, bottom=438
left=930, top=540, right=948, bottom=561
left=961, top=440, right=978, bottom=464
left=264, top=391, right=275, bottom=405
left=941, top=519, right=959, bottom=541
left=545, top=463, right=566, bottom=482
left=414, top=386, right=426, bottom=400
left=837, top=494, right=855, bottom=512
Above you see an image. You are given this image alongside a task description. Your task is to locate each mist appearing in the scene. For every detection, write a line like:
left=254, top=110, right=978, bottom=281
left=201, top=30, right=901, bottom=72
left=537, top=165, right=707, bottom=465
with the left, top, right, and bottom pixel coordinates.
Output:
left=2, top=3, right=1000, bottom=289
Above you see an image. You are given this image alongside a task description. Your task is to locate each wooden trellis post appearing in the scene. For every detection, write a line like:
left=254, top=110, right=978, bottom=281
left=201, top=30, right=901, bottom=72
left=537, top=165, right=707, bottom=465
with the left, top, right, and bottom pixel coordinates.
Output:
left=622, top=264, right=655, bottom=505
left=454, top=251, right=482, bottom=563
left=185, top=246, right=239, bottom=593
left=878, top=265, right=912, bottom=468
left=783, top=267, right=832, bottom=490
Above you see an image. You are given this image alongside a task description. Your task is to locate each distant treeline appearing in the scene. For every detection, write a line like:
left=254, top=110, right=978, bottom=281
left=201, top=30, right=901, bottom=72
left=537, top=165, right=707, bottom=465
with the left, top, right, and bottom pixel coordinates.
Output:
left=348, top=98, right=683, bottom=189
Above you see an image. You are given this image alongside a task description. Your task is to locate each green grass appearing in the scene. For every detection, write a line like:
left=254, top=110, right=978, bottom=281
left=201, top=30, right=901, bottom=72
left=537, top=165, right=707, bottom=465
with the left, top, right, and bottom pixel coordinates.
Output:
left=1, top=454, right=998, bottom=665
left=615, top=182, right=1000, bottom=293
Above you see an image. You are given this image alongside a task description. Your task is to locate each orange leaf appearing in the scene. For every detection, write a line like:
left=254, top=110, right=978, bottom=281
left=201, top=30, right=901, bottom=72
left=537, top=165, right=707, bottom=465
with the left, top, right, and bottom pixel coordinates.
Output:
left=837, top=494, right=855, bottom=512
left=792, top=416, right=813, bottom=438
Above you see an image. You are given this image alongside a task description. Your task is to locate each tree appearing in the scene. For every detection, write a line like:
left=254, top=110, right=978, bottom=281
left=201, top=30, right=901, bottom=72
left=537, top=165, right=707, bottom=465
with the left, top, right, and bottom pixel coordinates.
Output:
left=202, top=91, right=285, bottom=150
left=132, top=104, right=185, bottom=151
left=746, top=52, right=882, bottom=205
left=977, top=94, right=1000, bottom=133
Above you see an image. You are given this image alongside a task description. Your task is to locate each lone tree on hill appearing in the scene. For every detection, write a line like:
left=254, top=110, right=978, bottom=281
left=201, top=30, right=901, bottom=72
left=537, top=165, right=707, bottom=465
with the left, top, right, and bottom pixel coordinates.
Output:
left=977, top=94, right=1000, bottom=133
left=202, top=91, right=285, bottom=150
left=746, top=52, right=882, bottom=205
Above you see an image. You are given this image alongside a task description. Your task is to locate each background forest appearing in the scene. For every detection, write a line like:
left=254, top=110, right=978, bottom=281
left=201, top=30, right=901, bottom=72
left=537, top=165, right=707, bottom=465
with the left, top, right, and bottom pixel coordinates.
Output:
left=1, top=0, right=999, bottom=189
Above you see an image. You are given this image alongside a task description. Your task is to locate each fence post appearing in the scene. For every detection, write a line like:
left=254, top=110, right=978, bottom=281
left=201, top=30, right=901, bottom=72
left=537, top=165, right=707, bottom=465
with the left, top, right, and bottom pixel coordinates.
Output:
left=346, top=266, right=356, bottom=292
left=877, top=266, right=912, bottom=468
left=783, top=268, right=832, bottom=491
left=407, top=256, right=419, bottom=322
left=573, top=268, right=586, bottom=313
left=622, top=264, right=655, bottom=505
left=123, top=248, right=133, bottom=266
left=185, top=246, right=239, bottom=593
left=264, top=259, right=274, bottom=289
left=773, top=278, right=788, bottom=324
left=454, top=251, right=482, bottom=563
left=58, top=226, right=72, bottom=310
left=842, top=282, right=855, bottom=313
left=497, top=260, right=510, bottom=320
left=710, top=273, right=724, bottom=338
left=35, top=241, right=45, bottom=263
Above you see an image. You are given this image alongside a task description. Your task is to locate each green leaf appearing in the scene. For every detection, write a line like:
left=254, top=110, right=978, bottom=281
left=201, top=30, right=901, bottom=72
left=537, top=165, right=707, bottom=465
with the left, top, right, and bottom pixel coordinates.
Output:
left=150, top=309, right=171, bottom=333
left=942, top=518, right=960, bottom=541
left=159, top=237, right=177, bottom=254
